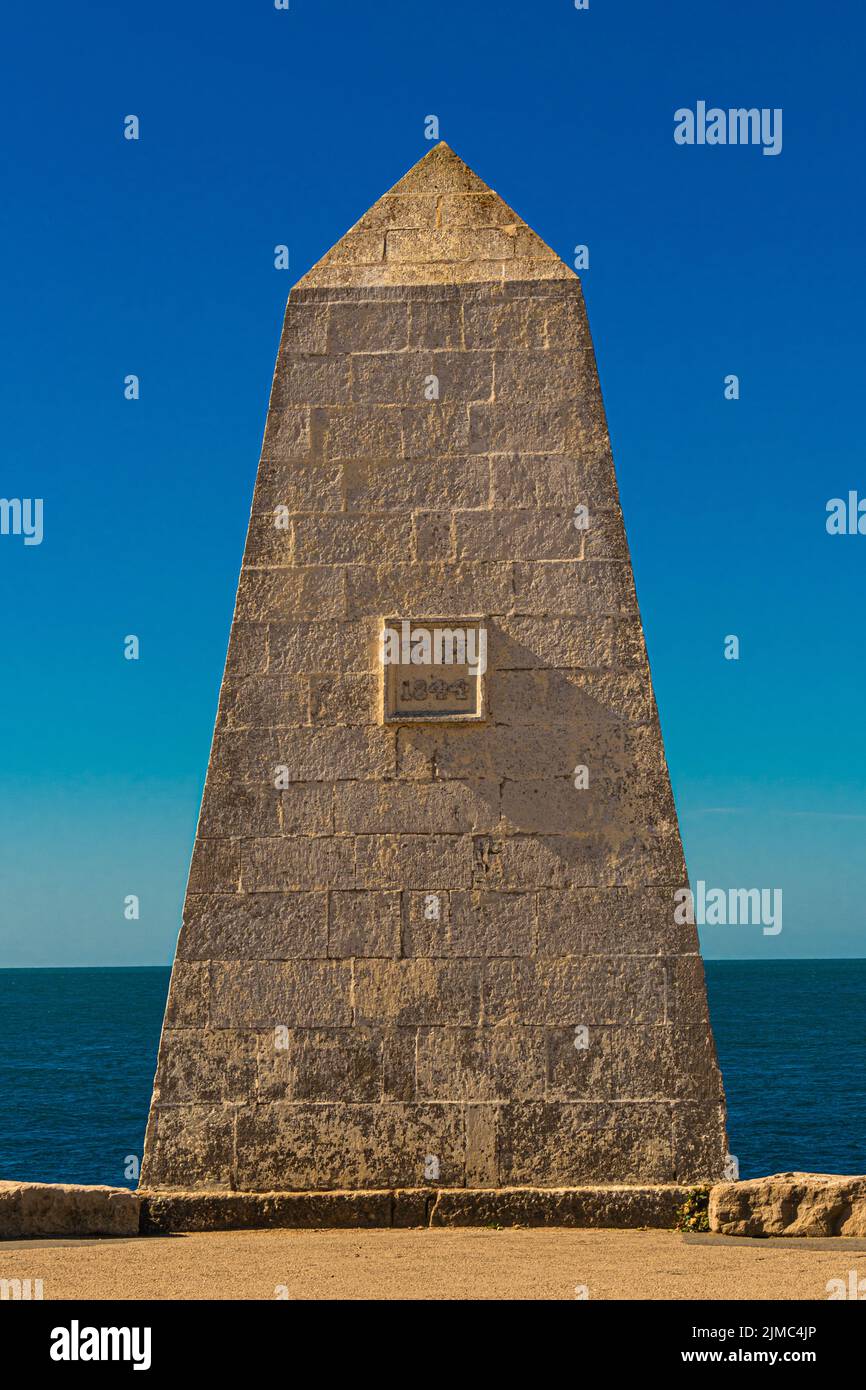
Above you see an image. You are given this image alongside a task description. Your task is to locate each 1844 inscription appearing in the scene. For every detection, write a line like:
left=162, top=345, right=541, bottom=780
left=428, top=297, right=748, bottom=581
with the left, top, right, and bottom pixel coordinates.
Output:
left=380, top=618, right=487, bottom=722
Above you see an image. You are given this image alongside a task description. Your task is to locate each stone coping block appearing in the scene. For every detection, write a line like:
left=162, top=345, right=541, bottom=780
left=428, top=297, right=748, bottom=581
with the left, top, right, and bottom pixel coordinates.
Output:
left=0, top=1181, right=140, bottom=1239
left=139, top=1185, right=694, bottom=1233
left=710, top=1172, right=866, bottom=1238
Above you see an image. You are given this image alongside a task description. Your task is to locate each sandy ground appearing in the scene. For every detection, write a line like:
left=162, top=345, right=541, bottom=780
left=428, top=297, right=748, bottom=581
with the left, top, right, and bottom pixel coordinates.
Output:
left=0, top=1228, right=855, bottom=1300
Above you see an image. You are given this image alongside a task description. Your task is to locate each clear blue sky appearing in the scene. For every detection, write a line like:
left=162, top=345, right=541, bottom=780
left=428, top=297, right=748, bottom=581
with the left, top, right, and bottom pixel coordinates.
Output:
left=1, top=1, right=864, bottom=965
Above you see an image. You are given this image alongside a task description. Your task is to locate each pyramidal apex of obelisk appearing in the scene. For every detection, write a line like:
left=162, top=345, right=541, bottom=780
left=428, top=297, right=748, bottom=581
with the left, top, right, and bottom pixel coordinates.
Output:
left=140, top=140, right=727, bottom=1227
left=297, top=142, right=578, bottom=288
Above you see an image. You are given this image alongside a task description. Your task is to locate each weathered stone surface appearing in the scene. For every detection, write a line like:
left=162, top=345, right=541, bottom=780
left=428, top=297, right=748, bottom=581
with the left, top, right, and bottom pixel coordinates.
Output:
left=141, top=143, right=726, bottom=1199
left=224, top=622, right=268, bottom=676
left=139, top=1185, right=691, bottom=1232
left=353, top=833, right=475, bottom=889
left=162, top=961, right=209, bottom=1028
left=481, top=957, right=666, bottom=1026
left=142, top=1105, right=235, bottom=1189
left=344, top=561, right=513, bottom=618
left=429, top=1185, right=690, bottom=1229
left=539, top=889, right=695, bottom=956
left=179, top=893, right=327, bottom=961
left=333, top=780, right=498, bottom=834
left=211, top=726, right=392, bottom=783
left=140, top=1189, right=400, bottom=1233
left=242, top=836, right=355, bottom=891
left=308, top=673, right=377, bottom=726
left=215, top=676, right=309, bottom=732
left=256, top=1028, right=384, bottom=1103
left=511, top=561, right=637, bottom=617
left=416, top=1027, right=545, bottom=1101
left=673, top=1102, right=729, bottom=1183
left=405, top=890, right=534, bottom=957
left=152, top=1029, right=258, bottom=1105
left=709, top=1173, right=866, bottom=1238
left=233, top=1102, right=466, bottom=1190
left=343, top=457, right=489, bottom=512
left=497, top=1102, right=674, bottom=1185
left=210, top=960, right=352, bottom=1028
left=353, top=959, right=481, bottom=1027
left=267, top=620, right=379, bottom=675
left=328, top=890, right=401, bottom=957
left=236, top=567, right=345, bottom=621
left=490, top=615, right=646, bottom=671
left=0, top=1182, right=140, bottom=1239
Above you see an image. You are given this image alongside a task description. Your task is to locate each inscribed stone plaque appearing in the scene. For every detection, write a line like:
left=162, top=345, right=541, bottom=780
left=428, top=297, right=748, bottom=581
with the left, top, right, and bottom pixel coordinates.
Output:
left=381, top=617, right=486, bottom=722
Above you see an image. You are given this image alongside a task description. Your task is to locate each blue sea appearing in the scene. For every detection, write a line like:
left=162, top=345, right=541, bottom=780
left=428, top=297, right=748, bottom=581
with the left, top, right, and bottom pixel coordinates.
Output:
left=0, top=962, right=864, bottom=1187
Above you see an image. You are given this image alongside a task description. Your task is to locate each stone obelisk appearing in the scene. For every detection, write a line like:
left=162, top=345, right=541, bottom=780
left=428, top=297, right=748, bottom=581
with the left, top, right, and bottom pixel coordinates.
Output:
left=140, top=143, right=727, bottom=1224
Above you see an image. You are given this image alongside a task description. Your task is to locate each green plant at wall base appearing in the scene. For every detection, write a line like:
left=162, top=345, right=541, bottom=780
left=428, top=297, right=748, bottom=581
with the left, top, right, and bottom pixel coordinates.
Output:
left=675, top=1188, right=711, bottom=1233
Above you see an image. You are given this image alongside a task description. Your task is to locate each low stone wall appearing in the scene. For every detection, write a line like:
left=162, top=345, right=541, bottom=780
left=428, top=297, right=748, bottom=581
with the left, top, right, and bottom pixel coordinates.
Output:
left=0, top=1181, right=140, bottom=1238
left=8, top=1173, right=866, bottom=1237
left=139, top=1185, right=693, bottom=1233
left=709, top=1173, right=866, bottom=1237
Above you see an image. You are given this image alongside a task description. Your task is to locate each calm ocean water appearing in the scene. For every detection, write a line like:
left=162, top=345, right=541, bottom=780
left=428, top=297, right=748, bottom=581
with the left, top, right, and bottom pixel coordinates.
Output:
left=0, top=961, right=864, bottom=1187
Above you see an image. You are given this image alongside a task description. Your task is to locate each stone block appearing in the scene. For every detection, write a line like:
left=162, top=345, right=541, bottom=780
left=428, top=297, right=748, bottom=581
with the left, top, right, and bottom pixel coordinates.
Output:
left=468, top=401, right=607, bottom=459
left=186, top=837, right=240, bottom=893
left=354, top=960, right=481, bottom=1027
left=413, top=509, right=453, bottom=561
left=326, top=300, right=409, bottom=353
left=408, top=299, right=463, bottom=348
left=334, top=781, right=499, bottom=835
left=308, top=673, right=378, bottom=726
left=490, top=615, right=646, bottom=671
left=511, top=560, right=637, bottom=617
left=152, top=1028, right=258, bottom=1105
left=491, top=453, right=617, bottom=510
left=141, top=1105, right=235, bottom=1190
left=243, top=836, right=356, bottom=892
left=257, top=1028, right=384, bottom=1103
left=236, top=567, right=345, bottom=621
left=293, top=514, right=412, bottom=565
left=211, top=726, right=392, bottom=783
left=354, top=833, right=475, bottom=889
left=345, top=560, right=512, bottom=618
left=271, top=353, right=352, bottom=408
left=401, top=403, right=470, bottom=457
left=416, top=1027, right=545, bottom=1101
left=277, top=300, right=330, bottom=355
left=224, top=622, right=269, bottom=676
left=215, top=675, right=308, bottom=731
left=0, top=1182, right=140, bottom=1239
left=261, top=408, right=312, bottom=460
left=455, top=509, right=583, bottom=561
left=351, top=351, right=492, bottom=405
left=404, top=889, right=535, bottom=957
left=673, top=1102, right=728, bottom=1183
left=343, top=458, right=489, bottom=512
left=268, top=619, right=378, bottom=675
left=163, top=962, right=209, bottom=1028
left=198, top=783, right=282, bottom=837
left=320, top=405, right=403, bottom=462
left=234, top=1102, right=465, bottom=1190
left=709, top=1173, right=866, bottom=1238
left=178, top=892, right=328, bottom=961
left=252, top=461, right=343, bottom=514
left=538, top=887, right=694, bottom=957
left=482, top=957, right=666, bottom=1026
left=497, top=1102, right=674, bottom=1186
left=328, top=890, right=402, bottom=957
left=210, top=961, right=352, bottom=1029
